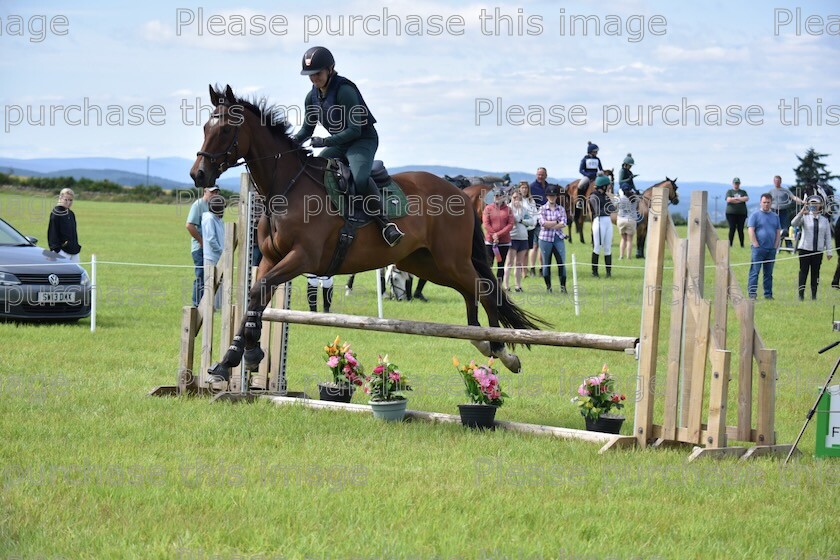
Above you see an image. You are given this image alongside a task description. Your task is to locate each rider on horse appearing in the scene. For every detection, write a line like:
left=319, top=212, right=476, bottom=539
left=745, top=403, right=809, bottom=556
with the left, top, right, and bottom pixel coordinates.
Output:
left=578, top=141, right=603, bottom=194
left=292, top=46, right=404, bottom=247
left=618, top=153, right=641, bottom=199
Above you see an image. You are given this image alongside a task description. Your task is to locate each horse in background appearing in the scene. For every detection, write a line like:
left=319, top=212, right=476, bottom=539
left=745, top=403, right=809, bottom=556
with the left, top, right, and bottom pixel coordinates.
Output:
left=611, top=178, right=679, bottom=258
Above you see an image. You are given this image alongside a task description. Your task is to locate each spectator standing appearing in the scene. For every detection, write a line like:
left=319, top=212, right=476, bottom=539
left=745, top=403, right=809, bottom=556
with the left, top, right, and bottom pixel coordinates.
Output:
left=528, top=168, right=548, bottom=276
left=47, top=188, right=81, bottom=262
left=792, top=196, right=833, bottom=301
left=518, top=181, right=538, bottom=269
left=503, top=189, right=535, bottom=292
left=747, top=194, right=781, bottom=300
left=616, top=185, right=638, bottom=260
left=725, top=177, right=749, bottom=248
left=589, top=175, right=614, bottom=278
left=186, top=185, right=216, bottom=306
left=537, top=185, right=568, bottom=293
left=482, top=188, right=514, bottom=283
left=768, top=175, right=801, bottom=249
left=201, top=194, right=226, bottom=309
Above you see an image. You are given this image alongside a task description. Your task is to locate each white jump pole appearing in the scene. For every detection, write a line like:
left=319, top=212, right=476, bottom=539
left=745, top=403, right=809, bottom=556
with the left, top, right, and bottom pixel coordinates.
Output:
left=572, top=253, right=579, bottom=316
left=376, top=268, right=384, bottom=319
left=90, top=254, right=97, bottom=332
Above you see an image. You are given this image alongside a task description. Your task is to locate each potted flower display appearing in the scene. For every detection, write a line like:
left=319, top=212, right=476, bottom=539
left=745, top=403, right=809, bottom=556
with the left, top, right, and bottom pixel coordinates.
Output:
left=320, top=336, right=364, bottom=402
left=364, top=355, right=413, bottom=422
left=572, top=364, right=627, bottom=433
left=454, top=357, right=507, bottom=429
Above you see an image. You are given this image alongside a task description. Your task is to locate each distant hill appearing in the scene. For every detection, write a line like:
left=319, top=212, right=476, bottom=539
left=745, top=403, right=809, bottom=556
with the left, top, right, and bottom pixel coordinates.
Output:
left=0, top=156, right=781, bottom=217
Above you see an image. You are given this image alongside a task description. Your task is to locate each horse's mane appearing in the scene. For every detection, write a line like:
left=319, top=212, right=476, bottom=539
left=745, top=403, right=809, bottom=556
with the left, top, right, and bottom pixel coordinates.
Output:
left=211, top=85, right=307, bottom=151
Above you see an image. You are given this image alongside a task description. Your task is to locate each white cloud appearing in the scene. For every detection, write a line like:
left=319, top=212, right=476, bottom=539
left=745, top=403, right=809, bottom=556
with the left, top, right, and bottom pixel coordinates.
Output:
left=656, top=45, right=749, bottom=62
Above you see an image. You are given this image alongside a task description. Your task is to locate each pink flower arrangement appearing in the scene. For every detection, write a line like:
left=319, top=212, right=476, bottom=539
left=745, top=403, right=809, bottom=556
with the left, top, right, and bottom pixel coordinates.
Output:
left=572, top=364, right=626, bottom=420
left=323, top=336, right=364, bottom=386
left=364, top=355, right=412, bottom=402
left=453, top=357, right=507, bottom=407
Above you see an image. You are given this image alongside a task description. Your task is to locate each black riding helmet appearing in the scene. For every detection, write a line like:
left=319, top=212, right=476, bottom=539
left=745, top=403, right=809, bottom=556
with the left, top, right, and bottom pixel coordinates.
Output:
left=300, top=46, right=335, bottom=75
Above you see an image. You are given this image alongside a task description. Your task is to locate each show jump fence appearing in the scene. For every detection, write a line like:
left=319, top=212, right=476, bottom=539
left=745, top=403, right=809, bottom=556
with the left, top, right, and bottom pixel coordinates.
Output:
left=150, top=174, right=792, bottom=460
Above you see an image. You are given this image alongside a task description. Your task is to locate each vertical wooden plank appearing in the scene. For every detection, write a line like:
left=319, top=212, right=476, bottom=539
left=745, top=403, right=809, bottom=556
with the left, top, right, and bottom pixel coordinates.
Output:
left=254, top=277, right=274, bottom=390
left=219, top=222, right=237, bottom=349
left=713, top=240, right=729, bottom=350
left=200, top=264, right=217, bottom=389
left=178, top=306, right=199, bottom=394
left=737, top=299, right=755, bottom=441
left=706, top=348, right=732, bottom=448
left=681, top=191, right=708, bottom=424
left=662, top=237, right=687, bottom=441
left=268, top=282, right=288, bottom=393
left=686, top=297, right=711, bottom=444
left=633, top=187, right=669, bottom=448
left=231, top=175, right=252, bottom=392
left=756, top=347, right=777, bottom=445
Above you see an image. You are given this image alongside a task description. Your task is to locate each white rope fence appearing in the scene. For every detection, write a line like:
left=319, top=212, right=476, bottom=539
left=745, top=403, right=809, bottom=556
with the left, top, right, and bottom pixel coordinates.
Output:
left=4, top=245, right=835, bottom=333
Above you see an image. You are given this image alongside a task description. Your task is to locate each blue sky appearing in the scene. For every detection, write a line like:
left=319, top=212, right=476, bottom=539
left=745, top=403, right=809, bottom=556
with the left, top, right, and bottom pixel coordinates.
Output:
left=1, top=0, right=838, bottom=185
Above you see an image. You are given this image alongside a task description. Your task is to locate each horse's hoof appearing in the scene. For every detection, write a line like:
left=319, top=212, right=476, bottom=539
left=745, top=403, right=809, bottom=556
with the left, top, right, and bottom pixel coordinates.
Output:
left=499, top=352, right=522, bottom=374
left=207, top=362, right=231, bottom=383
left=470, top=340, right=492, bottom=357
left=243, top=346, right=265, bottom=371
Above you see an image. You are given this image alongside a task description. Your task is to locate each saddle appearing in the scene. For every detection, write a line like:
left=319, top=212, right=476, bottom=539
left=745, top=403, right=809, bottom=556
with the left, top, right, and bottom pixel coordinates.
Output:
left=322, top=159, right=408, bottom=276
left=444, top=174, right=472, bottom=189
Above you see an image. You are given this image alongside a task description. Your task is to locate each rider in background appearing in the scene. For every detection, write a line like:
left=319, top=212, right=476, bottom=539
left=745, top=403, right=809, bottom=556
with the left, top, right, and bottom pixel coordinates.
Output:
left=292, top=46, right=403, bottom=247
left=578, top=141, right=603, bottom=195
left=618, top=153, right=640, bottom=199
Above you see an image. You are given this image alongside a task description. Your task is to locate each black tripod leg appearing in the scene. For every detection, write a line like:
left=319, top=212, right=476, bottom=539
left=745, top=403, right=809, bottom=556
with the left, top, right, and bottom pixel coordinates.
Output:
left=785, top=352, right=840, bottom=464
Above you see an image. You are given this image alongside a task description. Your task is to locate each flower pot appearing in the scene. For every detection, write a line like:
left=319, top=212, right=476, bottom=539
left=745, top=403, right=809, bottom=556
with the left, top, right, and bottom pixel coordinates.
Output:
left=584, top=414, right=625, bottom=434
left=370, top=399, right=408, bottom=422
left=457, top=404, right=498, bottom=429
left=318, top=382, right=355, bottom=403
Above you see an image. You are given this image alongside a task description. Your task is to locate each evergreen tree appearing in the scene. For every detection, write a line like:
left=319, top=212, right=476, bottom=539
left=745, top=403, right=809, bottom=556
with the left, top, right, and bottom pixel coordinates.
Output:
left=792, top=147, right=838, bottom=199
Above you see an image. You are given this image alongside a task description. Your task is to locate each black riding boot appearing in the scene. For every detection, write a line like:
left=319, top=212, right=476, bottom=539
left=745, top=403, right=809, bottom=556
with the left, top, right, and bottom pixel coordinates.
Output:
left=307, top=284, right=318, bottom=312
left=544, top=272, right=552, bottom=293
left=413, top=279, right=429, bottom=302
left=605, top=255, right=612, bottom=278
left=592, top=253, right=600, bottom=278
left=322, top=286, right=333, bottom=313
left=359, top=180, right=404, bottom=247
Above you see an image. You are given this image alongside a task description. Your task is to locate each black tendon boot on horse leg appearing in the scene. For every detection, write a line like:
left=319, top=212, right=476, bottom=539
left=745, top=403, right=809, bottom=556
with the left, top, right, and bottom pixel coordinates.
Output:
left=206, top=309, right=264, bottom=383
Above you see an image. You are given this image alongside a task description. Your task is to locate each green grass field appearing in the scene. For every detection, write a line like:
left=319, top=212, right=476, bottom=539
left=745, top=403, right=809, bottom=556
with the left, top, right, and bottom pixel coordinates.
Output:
left=1, top=191, right=838, bottom=559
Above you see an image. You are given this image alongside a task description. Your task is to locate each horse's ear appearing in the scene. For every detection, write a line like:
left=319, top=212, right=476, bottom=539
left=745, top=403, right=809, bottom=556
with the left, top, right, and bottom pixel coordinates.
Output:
left=225, top=85, right=236, bottom=104
left=209, top=84, right=218, bottom=107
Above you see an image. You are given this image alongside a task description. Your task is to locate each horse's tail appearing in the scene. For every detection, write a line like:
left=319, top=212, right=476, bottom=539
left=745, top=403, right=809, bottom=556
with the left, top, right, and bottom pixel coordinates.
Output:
left=469, top=214, right=551, bottom=345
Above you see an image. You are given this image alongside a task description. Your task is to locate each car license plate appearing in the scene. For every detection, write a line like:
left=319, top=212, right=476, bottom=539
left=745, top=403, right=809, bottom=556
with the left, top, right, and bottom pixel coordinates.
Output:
left=37, top=292, right=77, bottom=303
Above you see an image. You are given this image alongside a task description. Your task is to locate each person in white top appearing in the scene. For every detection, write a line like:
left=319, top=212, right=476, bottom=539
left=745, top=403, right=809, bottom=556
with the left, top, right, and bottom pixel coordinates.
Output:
left=792, top=196, right=833, bottom=301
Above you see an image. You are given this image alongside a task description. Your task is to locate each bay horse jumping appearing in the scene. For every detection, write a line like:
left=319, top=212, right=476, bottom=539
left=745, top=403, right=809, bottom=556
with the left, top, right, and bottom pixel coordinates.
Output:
left=563, top=169, right=615, bottom=244
left=616, top=178, right=679, bottom=258
left=190, top=85, right=546, bottom=379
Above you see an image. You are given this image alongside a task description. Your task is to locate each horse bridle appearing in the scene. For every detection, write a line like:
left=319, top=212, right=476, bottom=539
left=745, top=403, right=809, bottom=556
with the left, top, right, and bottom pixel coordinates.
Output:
left=196, top=111, right=245, bottom=176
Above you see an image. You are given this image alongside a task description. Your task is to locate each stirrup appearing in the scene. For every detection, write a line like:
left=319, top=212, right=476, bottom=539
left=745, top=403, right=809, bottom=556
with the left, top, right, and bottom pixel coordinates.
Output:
left=382, top=223, right=404, bottom=247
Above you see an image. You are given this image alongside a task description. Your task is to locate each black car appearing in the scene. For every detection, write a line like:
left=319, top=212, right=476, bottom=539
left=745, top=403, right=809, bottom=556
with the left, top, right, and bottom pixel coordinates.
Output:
left=0, top=218, right=91, bottom=321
